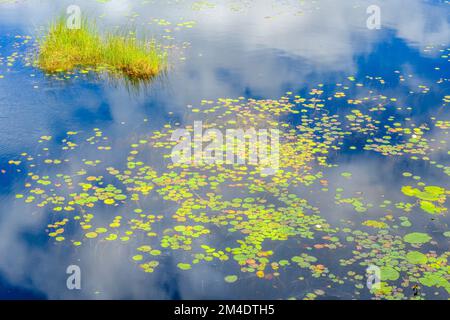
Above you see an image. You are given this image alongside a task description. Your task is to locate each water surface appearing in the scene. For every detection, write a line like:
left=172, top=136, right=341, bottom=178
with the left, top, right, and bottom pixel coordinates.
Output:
left=0, top=0, right=449, bottom=299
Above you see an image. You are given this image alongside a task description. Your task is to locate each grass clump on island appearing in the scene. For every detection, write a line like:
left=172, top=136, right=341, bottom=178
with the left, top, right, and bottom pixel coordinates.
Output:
left=37, top=18, right=166, bottom=80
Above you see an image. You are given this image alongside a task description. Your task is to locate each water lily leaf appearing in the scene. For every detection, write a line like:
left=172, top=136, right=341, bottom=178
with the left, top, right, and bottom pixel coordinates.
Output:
left=406, top=251, right=428, bottom=264
left=380, top=266, right=400, bottom=281
left=85, top=232, right=98, bottom=239
left=177, top=263, right=192, bottom=270
left=224, top=275, right=238, bottom=283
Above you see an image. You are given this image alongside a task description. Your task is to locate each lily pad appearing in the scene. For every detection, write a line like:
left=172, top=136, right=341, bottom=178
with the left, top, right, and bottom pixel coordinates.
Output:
left=177, top=263, right=192, bottom=270
left=403, top=232, right=432, bottom=244
left=406, top=251, right=428, bottom=264
left=224, top=275, right=238, bottom=283
left=380, top=266, right=400, bottom=281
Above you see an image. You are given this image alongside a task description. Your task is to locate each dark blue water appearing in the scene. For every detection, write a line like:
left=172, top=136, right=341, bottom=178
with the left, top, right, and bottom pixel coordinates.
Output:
left=0, top=0, right=449, bottom=300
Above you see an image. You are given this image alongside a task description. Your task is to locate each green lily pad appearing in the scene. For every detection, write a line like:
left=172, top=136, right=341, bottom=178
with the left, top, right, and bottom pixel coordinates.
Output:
left=224, top=275, right=238, bottom=283
left=380, top=266, right=400, bottom=281
left=132, top=255, right=143, bottom=261
left=174, top=226, right=186, bottom=232
left=341, top=172, right=352, bottom=178
left=403, top=232, right=432, bottom=244
left=419, top=274, right=450, bottom=293
left=420, top=201, right=441, bottom=214
left=177, top=263, right=192, bottom=270
left=406, top=251, right=428, bottom=264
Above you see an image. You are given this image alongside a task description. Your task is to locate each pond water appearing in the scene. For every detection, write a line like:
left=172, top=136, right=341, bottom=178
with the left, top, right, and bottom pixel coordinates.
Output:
left=0, top=0, right=449, bottom=300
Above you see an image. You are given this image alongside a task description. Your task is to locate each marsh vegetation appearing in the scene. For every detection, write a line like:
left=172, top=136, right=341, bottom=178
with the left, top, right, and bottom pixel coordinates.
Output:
left=37, top=17, right=166, bottom=80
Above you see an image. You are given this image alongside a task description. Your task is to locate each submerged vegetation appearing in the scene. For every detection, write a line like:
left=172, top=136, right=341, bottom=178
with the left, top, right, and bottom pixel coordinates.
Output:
left=37, top=18, right=166, bottom=80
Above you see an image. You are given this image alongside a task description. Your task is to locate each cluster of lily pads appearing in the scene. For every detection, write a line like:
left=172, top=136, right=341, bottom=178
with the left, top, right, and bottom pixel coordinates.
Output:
left=8, top=72, right=449, bottom=300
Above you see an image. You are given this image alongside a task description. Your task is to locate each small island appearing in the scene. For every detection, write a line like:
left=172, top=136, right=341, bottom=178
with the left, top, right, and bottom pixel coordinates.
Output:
left=37, top=17, right=166, bottom=80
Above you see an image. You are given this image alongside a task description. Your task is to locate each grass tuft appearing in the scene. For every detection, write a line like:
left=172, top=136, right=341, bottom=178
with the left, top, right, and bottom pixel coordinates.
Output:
left=37, top=17, right=166, bottom=80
